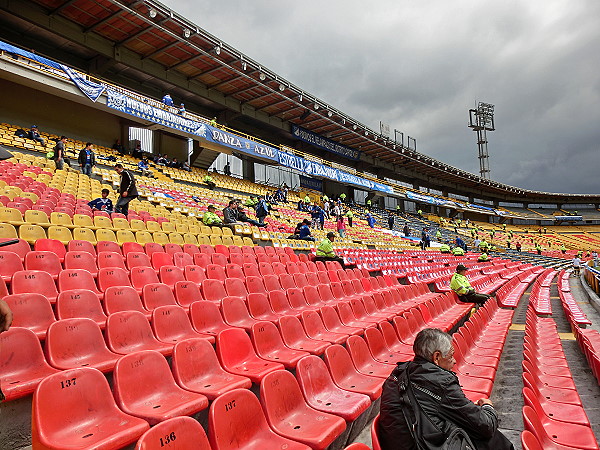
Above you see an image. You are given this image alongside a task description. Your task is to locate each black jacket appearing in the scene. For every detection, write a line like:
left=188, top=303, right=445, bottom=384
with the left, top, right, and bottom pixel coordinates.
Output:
left=118, top=169, right=138, bottom=197
left=379, top=357, right=513, bottom=450
left=222, top=207, right=238, bottom=224
left=78, top=148, right=95, bottom=166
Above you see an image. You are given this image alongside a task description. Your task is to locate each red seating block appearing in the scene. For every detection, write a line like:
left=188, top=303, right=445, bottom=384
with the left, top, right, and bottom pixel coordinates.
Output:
left=106, top=311, right=173, bottom=356
left=12, top=270, right=59, bottom=303
left=32, top=367, right=149, bottom=450
left=113, top=350, right=208, bottom=425
left=152, top=305, right=215, bottom=344
left=251, top=321, right=309, bottom=369
left=3, top=293, right=55, bottom=339
left=56, top=289, right=108, bottom=328
left=278, top=315, right=329, bottom=355
left=135, top=416, right=211, bottom=450
left=104, top=285, right=151, bottom=319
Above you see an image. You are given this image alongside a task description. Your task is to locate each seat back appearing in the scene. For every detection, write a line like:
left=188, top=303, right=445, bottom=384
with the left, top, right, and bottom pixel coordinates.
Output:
left=152, top=305, right=197, bottom=341
left=371, top=414, right=382, bottom=450
left=189, top=301, right=229, bottom=336
left=98, top=267, right=131, bottom=292
left=12, top=269, right=59, bottom=302
left=174, top=281, right=204, bottom=307
left=135, top=416, right=211, bottom=450
left=202, top=279, right=227, bottom=303
left=104, top=285, right=149, bottom=316
left=142, top=283, right=178, bottom=310
left=56, top=289, right=107, bottom=326
left=105, top=310, right=165, bottom=355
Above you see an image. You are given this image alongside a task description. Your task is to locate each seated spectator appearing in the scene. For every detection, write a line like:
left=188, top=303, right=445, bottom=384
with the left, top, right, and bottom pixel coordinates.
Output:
left=78, top=142, right=95, bottom=177
left=244, top=196, right=258, bottom=209
left=112, top=139, right=126, bottom=155
left=178, top=103, right=186, bottom=115
left=88, top=188, right=114, bottom=213
left=204, top=172, right=216, bottom=190
left=202, top=205, right=224, bottom=227
left=451, top=246, right=465, bottom=256
left=237, top=205, right=266, bottom=228
left=366, top=213, right=376, bottom=228
left=138, top=157, right=153, bottom=178
left=450, top=264, right=489, bottom=304
left=222, top=200, right=239, bottom=224
left=28, top=125, right=45, bottom=146
left=223, top=161, right=231, bottom=176
left=478, top=252, right=489, bottom=262
left=378, top=328, right=514, bottom=450
left=315, top=232, right=345, bottom=266
left=296, top=219, right=314, bottom=241
left=439, top=241, right=451, bottom=253
left=162, top=93, right=174, bottom=106
left=170, top=157, right=182, bottom=169
left=181, top=161, right=191, bottom=172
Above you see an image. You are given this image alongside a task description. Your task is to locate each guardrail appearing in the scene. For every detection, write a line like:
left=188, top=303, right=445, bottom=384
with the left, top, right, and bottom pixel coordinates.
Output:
left=584, top=264, right=600, bottom=294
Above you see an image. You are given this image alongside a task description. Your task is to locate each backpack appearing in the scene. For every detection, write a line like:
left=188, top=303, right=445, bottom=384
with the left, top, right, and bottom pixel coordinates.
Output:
left=255, top=201, right=268, bottom=217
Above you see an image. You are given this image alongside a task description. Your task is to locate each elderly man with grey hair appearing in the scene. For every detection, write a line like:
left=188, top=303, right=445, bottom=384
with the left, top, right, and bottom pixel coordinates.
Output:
left=378, top=328, right=514, bottom=450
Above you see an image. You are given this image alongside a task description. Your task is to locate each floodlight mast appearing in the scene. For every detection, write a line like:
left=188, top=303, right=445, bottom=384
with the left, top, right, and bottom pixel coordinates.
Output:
left=468, top=102, right=495, bottom=179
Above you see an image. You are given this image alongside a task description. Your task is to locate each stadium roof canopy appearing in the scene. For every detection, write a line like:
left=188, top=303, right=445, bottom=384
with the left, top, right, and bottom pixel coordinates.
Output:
left=1, top=0, right=599, bottom=203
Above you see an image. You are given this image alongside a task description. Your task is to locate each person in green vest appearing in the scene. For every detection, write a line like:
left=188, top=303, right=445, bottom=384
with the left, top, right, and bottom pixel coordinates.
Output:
left=490, top=245, right=497, bottom=252
left=577, top=250, right=583, bottom=257
left=339, top=192, right=347, bottom=202
left=439, top=242, right=451, bottom=253
left=471, top=229, right=476, bottom=238
left=452, top=246, right=465, bottom=256
left=417, top=209, right=423, bottom=218
left=322, top=194, right=329, bottom=203
left=345, top=209, right=354, bottom=227
left=203, top=173, right=215, bottom=190
left=478, top=252, right=489, bottom=262
left=536, top=244, right=542, bottom=255
left=315, top=232, right=345, bottom=266
left=450, top=264, right=490, bottom=305
left=479, top=240, right=489, bottom=252
left=502, top=223, right=507, bottom=231
left=396, top=204, right=401, bottom=213
left=561, top=244, right=567, bottom=254
left=209, top=117, right=217, bottom=127
left=202, top=205, right=223, bottom=226
left=304, top=194, right=311, bottom=204
left=244, top=196, right=258, bottom=208
left=366, top=199, right=372, bottom=210
left=435, top=229, right=442, bottom=240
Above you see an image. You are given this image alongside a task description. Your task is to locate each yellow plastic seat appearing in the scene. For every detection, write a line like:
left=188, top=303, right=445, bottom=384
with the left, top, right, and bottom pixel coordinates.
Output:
left=232, top=224, right=244, bottom=235
left=210, top=226, right=223, bottom=236
left=197, top=234, right=210, bottom=245
left=168, top=232, right=185, bottom=245
left=72, top=227, right=97, bottom=244
left=199, top=226, right=212, bottom=235
left=145, top=221, right=161, bottom=232
left=20, top=192, right=39, bottom=203
left=209, top=235, right=223, bottom=246
left=242, top=237, right=254, bottom=246
left=161, top=222, right=176, bottom=233
left=50, top=212, right=74, bottom=228
left=47, top=225, right=73, bottom=245
left=96, top=228, right=117, bottom=243
left=0, top=207, right=25, bottom=226
left=242, top=225, right=252, bottom=235
left=0, top=223, right=18, bottom=239
left=129, top=219, right=146, bottom=231
left=117, top=230, right=136, bottom=245
left=152, top=231, right=169, bottom=246
left=231, top=235, right=244, bottom=246
left=112, top=218, right=130, bottom=230
left=221, top=227, right=234, bottom=237
left=73, top=214, right=94, bottom=228
left=183, top=233, right=198, bottom=245
left=93, top=216, right=113, bottom=230
left=188, top=225, right=201, bottom=234
left=175, top=223, right=189, bottom=233
left=135, top=231, right=154, bottom=245
left=221, top=236, right=234, bottom=246
left=19, top=224, right=47, bottom=244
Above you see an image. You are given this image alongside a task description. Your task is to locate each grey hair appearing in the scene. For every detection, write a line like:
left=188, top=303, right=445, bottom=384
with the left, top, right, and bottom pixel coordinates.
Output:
left=413, top=328, right=453, bottom=360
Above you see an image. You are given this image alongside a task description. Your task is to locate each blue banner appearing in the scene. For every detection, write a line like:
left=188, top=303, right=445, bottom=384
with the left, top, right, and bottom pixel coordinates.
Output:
left=201, top=125, right=278, bottom=161
left=291, top=124, right=360, bottom=160
left=406, top=191, right=456, bottom=207
left=299, top=175, right=323, bottom=191
left=61, top=65, right=106, bottom=102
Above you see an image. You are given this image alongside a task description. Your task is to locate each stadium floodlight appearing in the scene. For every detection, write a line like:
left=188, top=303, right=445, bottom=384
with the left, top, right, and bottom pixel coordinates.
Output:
left=183, top=28, right=191, bottom=38
left=148, top=8, right=157, bottom=18
left=468, top=102, right=495, bottom=179
left=327, top=111, right=333, bottom=117
left=314, top=103, right=319, bottom=110
left=259, top=72, right=266, bottom=81
left=353, top=125, right=357, bottom=130
left=394, top=129, right=404, bottom=147
left=214, top=45, right=221, bottom=55
left=278, top=84, right=285, bottom=92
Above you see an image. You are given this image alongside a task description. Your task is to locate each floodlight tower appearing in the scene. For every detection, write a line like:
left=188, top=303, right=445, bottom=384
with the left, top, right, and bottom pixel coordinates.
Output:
left=468, top=102, right=495, bottom=179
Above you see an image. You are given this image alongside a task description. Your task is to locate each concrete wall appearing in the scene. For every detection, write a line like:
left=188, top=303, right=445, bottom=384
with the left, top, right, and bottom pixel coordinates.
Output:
left=157, top=132, right=188, bottom=162
left=0, top=78, right=121, bottom=147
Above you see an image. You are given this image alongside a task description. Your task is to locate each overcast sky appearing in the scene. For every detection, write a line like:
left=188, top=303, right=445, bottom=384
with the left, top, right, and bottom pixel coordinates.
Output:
left=163, top=0, right=600, bottom=195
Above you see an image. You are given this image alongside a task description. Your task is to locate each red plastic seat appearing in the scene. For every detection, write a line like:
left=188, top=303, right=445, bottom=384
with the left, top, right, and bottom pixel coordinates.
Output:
left=245, top=275, right=267, bottom=295
left=523, top=372, right=582, bottom=406
left=104, top=285, right=151, bottom=319
left=122, top=241, right=144, bottom=255
left=193, top=252, right=210, bottom=269
left=189, top=300, right=232, bottom=336
left=522, top=386, right=590, bottom=426
left=260, top=369, right=346, bottom=449
left=126, top=252, right=153, bottom=270
left=12, top=269, right=59, bottom=303
left=106, top=310, right=173, bottom=356
left=45, top=318, right=120, bottom=372
left=365, top=326, right=413, bottom=362
left=142, top=283, right=178, bottom=310
left=32, top=367, right=149, bottom=449
left=56, top=289, right=108, bottom=328
left=201, top=279, right=228, bottom=303
left=521, top=430, right=544, bottom=450
left=0, top=327, right=59, bottom=400
left=278, top=273, right=296, bottom=290
left=172, top=337, right=251, bottom=400
left=64, top=250, right=99, bottom=278
left=286, top=287, right=315, bottom=312
left=96, top=240, right=122, bottom=256
left=296, top=354, right=371, bottom=422
left=152, top=305, right=215, bottom=344
left=278, top=315, right=329, bottom=355
left=208, top=388, right=311, bottom=450
left=205, top=263, right=226, bottom=281
left=345, top=335, right=394, bottom=378
left=247, top=292, right=281, bottom=322
left=225, top=263, right=244, bottom=279
left=215, top=327, right=284, bottom=383
left=113, top=350, right=208, bottom=425
left=183, top=265, right=206, bottom=284
left=251, top=321, right=309, bottom=369
left=0, top=238, right=32, bottom=261
left=323, top=345, right=383, bottom=400
left=0, top=250, right=25, bottom=283
left=97, top=251, right=128, bottom=271
left=174, top=280, right=204, bottom=307
left=336, top=302, right=377, bottom=329
left=3, top=293, right=55, bottom=339
left=268, top=290, right=300, bottom=317
left=159, top=265, right=185, bottom=289
left=98, top=267, right=132, bottom=293
left=225, top=277, right=249, bottom=298
left=164, top=243, right=183, bottom=256
left=145, top=242, right=165, bottom=257
left=199, top=244, right=214, bottom=255
left=301, top=310, right=348, bottom=344
left=371, top=414, right=382, bottom=450
left=221, top=296, right=260, bottom=330
left=34, top=238, right=66, bottom=262
left=151, top=252, right=173, bottom=270
left=345, top=444, right=372, bottom=450
left=242, top=262, right=260, bottom=277
left=134, top=416, right=211, bottom=450
left=319, top=306, right=363, bottom=336
left=229, top=252, right=244, bottom=266
left=130, top=266, right=160, bottom=294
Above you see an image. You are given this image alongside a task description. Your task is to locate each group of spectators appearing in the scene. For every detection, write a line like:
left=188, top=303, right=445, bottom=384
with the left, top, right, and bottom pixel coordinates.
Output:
left=201, top=198, right=269, bottom=229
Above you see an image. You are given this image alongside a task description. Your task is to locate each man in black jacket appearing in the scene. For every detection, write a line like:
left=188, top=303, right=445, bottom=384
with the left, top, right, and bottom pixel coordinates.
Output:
left=78, top=142, right=96, bottom=176
left=378, top=328, right=514, bottom=450
left=114, top=164, right=138, bottom=217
